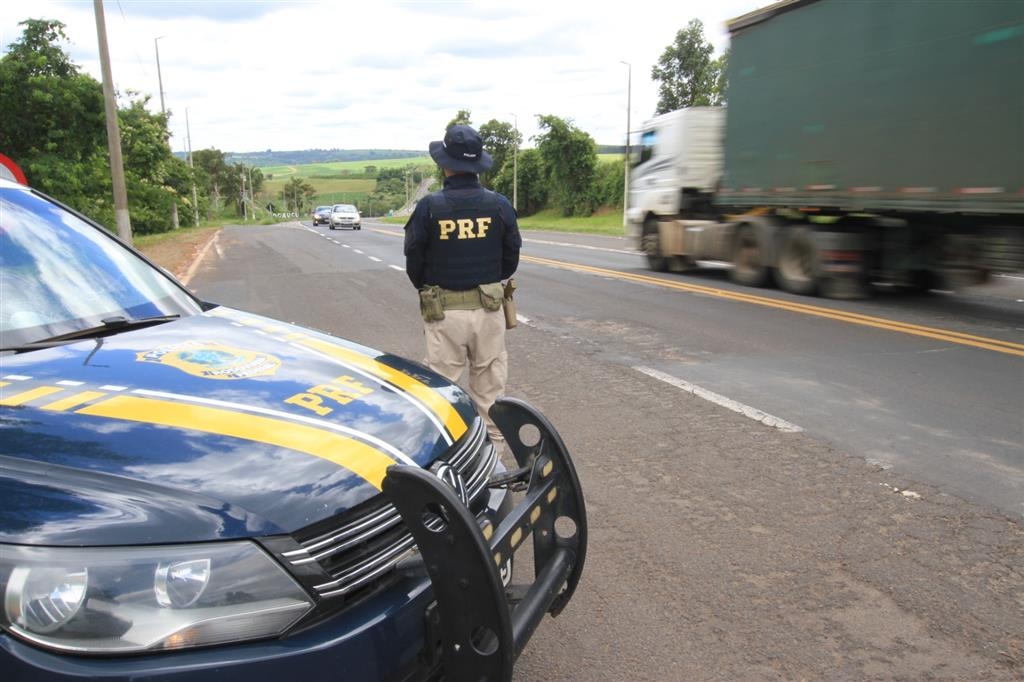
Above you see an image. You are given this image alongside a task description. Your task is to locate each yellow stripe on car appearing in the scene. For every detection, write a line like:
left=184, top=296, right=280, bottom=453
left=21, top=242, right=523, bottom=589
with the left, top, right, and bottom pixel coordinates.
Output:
left=0, top=385, right=64, bottom=406
left=77, top=394, right=396, bottom=489
left=293, top=336, right=468, bottom=441
left=41, top=390, right=107, bottom=412
left=212, top=309, right=468, bottom=441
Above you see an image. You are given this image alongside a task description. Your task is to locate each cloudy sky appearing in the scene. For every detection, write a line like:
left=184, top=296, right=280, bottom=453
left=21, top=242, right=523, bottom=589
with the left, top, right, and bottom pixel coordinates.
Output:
left=1, top=0, right=766, bottom=155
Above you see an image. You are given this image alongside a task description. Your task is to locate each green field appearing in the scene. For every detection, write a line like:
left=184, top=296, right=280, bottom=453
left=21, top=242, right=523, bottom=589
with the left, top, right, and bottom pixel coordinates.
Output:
left=258, top=153, right=625, bottom=218
left=262, top=176, right=378, bottom=207
left=261, top=156, right=433, bottom=178
left=260, top=157, right=435, bottom=208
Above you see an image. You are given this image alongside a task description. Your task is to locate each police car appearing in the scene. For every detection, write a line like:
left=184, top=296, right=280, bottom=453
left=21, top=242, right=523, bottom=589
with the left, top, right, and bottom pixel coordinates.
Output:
left=0, top=177, right=586, bottom=681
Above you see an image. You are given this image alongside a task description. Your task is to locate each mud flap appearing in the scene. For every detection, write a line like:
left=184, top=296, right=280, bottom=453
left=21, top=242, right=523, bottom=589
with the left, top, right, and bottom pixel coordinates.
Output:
left=382, top=398, right=587, bottom=682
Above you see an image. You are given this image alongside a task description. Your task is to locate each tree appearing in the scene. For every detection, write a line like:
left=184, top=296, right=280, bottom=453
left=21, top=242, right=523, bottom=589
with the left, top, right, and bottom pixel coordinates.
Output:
left=493, top=148, right=546, bottom=217
left=1, top=19, right=193, bottom=233
left=0, top=19, right=109, bottom=218
left=651, top=19, right=726, bottom=114
left=712, top=48, right=730, bottom=104
left=445, top=109, right=473, bottom=130
left=478, top=119, right=520, bottom=188
left=280, top=177, right=316, bottom=212
left=118, top=93, right=193, bottom=233
left=534, top=114, right=597, bottom=217
left=193, top=148, right=231, bottom=219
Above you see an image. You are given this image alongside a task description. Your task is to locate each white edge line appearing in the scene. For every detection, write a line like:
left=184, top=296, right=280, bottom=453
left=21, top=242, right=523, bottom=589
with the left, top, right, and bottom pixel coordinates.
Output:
left=633, top=366, right=804, bottom=433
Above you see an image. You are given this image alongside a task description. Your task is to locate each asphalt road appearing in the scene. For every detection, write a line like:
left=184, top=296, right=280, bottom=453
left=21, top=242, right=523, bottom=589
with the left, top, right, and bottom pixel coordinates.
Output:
left=187, top=220, right=1023, bottom=681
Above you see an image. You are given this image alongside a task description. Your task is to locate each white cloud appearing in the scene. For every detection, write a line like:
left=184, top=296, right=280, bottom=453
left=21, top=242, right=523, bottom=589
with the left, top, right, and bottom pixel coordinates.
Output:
left=1, top=0, right=765, bottom=155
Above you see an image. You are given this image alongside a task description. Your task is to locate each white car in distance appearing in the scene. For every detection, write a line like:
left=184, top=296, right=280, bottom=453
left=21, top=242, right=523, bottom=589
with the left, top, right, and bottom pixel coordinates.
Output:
left=330, top=204, right=361, bottom=230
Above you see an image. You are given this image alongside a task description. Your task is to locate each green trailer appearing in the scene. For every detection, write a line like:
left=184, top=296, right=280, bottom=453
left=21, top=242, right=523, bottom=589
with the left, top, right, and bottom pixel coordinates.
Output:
left=632, top=0, right=1023, bottom=296
left=718, top=0, right=1024, bottom=292
left=721, top=0, right=1023, bottom=215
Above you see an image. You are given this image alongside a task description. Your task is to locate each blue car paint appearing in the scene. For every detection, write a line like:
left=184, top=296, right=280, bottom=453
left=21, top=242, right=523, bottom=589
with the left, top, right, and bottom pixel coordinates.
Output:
left=0, top=309, right=478, bottom=543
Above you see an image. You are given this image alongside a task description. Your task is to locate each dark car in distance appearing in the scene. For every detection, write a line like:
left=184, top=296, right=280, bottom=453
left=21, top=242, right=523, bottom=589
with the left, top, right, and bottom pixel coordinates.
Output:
left=311, top=205, right=332, bottom=225
left=0, top=177, right=587, bottom=681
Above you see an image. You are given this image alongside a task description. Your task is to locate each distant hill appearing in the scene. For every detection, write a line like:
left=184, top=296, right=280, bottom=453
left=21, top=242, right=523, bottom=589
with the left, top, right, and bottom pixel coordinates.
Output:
left=176, top=145, right=626, bottom=167
left=174, top=149, right=424, bottom=167
left=228, top=149, right=425, bottom=166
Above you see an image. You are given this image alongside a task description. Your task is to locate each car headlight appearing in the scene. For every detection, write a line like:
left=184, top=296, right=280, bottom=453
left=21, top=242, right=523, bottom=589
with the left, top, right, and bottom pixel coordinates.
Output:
left=0, top=541, right=313, bottom=654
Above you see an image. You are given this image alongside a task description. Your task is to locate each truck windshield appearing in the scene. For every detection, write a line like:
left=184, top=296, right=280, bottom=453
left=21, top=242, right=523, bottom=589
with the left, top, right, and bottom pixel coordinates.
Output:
left=636, top=129, right=657, bottom=167
left=0, top=185, right=204, bottom=349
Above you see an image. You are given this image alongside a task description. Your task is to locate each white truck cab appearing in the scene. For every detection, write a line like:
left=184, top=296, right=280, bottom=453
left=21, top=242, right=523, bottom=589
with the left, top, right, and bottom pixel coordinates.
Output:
left=626, top=106, right=725, bottom=239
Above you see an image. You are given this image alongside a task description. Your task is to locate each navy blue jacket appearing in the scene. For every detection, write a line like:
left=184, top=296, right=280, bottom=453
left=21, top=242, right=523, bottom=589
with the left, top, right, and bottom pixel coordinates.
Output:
left=404, top=174, right=521, bottom=290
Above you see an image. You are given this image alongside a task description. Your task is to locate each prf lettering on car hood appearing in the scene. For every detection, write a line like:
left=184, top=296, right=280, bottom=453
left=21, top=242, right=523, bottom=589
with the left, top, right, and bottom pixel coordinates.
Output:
left=285, top=375, right=374, bottom=416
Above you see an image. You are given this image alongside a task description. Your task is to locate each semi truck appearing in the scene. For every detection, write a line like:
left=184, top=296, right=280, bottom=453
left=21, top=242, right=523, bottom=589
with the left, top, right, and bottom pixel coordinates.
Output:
left=627, top=0, right=1023, bottom=298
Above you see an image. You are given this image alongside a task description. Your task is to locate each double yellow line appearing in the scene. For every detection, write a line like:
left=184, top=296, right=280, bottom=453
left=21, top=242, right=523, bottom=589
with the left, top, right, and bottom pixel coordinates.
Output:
left=522, top=255, right=1024, bottom=357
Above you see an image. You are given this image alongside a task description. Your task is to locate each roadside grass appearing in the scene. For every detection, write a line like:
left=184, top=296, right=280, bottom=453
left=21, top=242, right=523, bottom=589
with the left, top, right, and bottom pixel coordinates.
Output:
left=518, top=208, right=626, bottom=235
left=135, top=224, right=222, bottom=279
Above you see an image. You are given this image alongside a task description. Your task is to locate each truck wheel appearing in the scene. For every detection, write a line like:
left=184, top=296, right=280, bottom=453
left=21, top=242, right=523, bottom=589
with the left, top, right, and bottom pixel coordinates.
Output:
left=730, top=223, right=770, bottom=287
left=642, top=217, right=668, bottom=272
left=774, top=226, right=819, bottom=295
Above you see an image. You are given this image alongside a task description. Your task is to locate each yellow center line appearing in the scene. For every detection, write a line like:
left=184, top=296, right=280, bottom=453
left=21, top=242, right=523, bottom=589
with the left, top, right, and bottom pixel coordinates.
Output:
left=522, top=255, right=1024, bottom=357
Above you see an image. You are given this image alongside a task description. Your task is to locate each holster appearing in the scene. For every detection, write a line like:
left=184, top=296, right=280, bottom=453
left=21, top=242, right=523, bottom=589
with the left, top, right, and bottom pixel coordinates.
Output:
left=503, top=278, right=518, bottom=329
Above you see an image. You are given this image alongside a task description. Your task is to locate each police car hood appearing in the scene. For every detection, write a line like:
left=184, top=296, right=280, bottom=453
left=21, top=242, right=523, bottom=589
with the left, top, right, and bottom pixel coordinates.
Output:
left=0, top=307, right=479, bottom=545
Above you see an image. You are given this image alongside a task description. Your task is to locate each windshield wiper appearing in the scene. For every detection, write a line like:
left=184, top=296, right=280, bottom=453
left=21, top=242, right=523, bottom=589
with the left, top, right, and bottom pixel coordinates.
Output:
left=1, top=315, right=181, bottom=353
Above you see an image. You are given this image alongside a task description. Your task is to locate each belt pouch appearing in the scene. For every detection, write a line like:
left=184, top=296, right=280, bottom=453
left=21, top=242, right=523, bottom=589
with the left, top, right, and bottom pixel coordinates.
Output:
left=419, top=285, right=445, bottom=322
left=477, top=282, right=504, bottom=312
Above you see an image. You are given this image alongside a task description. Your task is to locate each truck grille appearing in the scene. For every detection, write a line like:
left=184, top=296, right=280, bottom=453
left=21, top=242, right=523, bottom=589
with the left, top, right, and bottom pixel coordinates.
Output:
left=281, top=418, right=496, bottom=599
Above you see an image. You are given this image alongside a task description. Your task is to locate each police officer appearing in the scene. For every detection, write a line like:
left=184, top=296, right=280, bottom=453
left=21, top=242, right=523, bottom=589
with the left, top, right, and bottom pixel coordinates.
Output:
left=404, top=124, right=522, bottom=453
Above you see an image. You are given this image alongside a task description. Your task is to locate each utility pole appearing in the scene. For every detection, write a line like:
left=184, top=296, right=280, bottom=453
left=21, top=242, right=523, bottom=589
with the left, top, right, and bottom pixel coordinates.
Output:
left=240, top=169, right=247, bottom=221
left=93, top=0, right=132, bottom=242
left=186, top=107, right=199, bottom=225
left=621, top=61, right=632, bottom=231
left=154, top=35, right=178, bottom=229
left=248, top=165, right=256, bottom=218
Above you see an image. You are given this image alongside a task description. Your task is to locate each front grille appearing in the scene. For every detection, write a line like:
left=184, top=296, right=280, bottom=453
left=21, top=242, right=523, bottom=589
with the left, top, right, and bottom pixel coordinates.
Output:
left=282, top=417, right=496, bottom=600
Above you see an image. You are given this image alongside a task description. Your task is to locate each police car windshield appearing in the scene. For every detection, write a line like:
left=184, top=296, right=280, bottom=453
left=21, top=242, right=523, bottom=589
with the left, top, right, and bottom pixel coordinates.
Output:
left=0, top=185, right=204, bottom=350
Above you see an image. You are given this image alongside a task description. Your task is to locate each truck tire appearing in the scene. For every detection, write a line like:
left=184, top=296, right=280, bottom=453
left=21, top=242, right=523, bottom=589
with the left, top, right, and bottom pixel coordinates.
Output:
left=729, top=222, right=770, bottom=287
left=641, top=216, right=668, bottom=272
left=774, top=226, right=819, bottom=295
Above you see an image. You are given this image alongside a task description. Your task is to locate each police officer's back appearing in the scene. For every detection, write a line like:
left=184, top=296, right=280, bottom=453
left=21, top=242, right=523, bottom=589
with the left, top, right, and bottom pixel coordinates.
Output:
left=404, top=125, right=522, bottom=452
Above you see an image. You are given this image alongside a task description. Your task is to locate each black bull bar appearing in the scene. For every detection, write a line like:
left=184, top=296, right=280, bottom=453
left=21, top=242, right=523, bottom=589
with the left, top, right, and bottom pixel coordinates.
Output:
left=382, top=397, right=587, bottom=681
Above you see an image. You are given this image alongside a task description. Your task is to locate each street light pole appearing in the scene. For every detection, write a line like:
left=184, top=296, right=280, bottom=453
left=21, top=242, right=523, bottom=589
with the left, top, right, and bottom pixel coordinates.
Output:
left=510, top=113, right=518, bottom=211
left=186, top=107, right=199, bottom=225
left=154, top=36, right=166, bottom=115
left=620, top=60, right=631, bottom=230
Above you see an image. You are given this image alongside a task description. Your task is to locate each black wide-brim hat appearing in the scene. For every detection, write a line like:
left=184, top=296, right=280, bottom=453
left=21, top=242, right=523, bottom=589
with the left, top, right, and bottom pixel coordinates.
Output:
left=429, top=124, right=493, bottom=173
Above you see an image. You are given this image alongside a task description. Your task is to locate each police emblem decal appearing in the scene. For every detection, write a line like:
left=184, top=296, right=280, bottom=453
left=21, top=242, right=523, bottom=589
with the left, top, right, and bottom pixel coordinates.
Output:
left=136, top=341, right=282, bottom=380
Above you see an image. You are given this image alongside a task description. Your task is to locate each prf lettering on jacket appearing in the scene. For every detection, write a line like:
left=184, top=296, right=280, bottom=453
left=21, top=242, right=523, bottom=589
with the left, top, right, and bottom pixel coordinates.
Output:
left=438, top=217, right=491, bottom=240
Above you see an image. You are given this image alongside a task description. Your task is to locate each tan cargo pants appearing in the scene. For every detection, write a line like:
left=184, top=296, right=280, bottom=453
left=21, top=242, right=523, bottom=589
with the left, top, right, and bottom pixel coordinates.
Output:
left=423, top=307, right=508, bottom=451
